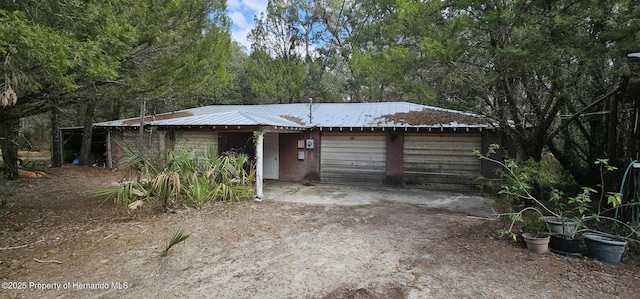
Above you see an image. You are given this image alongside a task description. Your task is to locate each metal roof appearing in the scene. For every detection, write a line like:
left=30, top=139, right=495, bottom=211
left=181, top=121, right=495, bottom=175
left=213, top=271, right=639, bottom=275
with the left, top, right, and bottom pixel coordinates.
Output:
left=149, top=111, right=303, bottom=128
left=94, top=102, right=494, bottom=129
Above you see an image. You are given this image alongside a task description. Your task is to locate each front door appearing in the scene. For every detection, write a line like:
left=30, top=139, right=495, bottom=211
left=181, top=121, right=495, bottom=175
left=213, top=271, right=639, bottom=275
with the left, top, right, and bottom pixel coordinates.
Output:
left=263, top=133, right=279, bottom=179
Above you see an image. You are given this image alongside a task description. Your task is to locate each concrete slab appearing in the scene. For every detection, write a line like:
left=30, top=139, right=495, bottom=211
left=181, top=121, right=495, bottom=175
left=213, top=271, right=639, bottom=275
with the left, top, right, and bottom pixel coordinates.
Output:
left=263, top=181, right=495, bottom=217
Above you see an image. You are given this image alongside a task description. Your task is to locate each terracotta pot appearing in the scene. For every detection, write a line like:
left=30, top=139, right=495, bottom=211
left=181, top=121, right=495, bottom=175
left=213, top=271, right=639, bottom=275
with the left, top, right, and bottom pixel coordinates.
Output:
left=522, top=232, right=550, bottom=254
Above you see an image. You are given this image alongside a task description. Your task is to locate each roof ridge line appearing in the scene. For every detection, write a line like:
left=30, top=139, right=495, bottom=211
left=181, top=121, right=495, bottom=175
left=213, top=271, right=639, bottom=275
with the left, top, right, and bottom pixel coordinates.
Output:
left=238, top=111, right=265, bottom=124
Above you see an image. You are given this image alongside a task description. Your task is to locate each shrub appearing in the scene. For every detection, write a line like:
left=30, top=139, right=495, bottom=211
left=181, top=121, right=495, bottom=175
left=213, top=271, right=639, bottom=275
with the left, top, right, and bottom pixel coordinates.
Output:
left=477, top=144, right=638, bottom=242
left=96, top=139, right=255, bottom=210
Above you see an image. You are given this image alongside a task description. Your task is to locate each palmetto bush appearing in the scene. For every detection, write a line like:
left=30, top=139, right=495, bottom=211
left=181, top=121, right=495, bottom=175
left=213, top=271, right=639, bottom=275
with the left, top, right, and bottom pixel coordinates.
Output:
left=97, top=140, right=255, bottom=209
left=185, top=174, right=213, bottom=208
left=93, top=180, right=148, bottom=207
left=152, top=170, right=181, bottom=208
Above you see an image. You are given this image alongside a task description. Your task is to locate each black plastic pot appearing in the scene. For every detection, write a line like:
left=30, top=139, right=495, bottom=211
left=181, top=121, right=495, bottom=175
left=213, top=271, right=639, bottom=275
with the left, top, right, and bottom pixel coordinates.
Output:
left=583, top=233, right=627, bottom=264
left=549, top=235, right=582, bottom=257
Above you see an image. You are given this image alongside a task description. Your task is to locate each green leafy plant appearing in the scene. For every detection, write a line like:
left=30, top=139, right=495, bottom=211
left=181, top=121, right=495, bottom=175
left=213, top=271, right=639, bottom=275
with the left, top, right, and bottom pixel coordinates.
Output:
left=161, top=229, right=190, bottom=256
left=185, top=174, right=213, bottom=208
left=92, top=180, right=148, bottom=206
left=95, top=140, right=256, bottom=210
left=477, top=144, right=639, bottom=242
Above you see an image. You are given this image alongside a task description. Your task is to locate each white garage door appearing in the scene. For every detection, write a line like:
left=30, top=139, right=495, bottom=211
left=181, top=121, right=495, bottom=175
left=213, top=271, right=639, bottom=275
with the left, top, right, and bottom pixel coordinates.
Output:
left=321, top=133, right=386, bottom=184
left=403, top=133, right=481, bottom=190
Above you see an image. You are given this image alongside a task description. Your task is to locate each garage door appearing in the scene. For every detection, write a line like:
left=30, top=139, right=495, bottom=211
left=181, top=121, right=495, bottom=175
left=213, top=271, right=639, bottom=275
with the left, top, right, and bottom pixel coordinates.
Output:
left=403, top=133, right=481, bottom=190
left=321, top=133, right=386, bottom=184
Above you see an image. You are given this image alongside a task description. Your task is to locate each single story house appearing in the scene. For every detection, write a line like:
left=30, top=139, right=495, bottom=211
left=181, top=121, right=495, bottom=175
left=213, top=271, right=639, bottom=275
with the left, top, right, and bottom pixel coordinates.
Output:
left=94, top=101, right=501, bottom=195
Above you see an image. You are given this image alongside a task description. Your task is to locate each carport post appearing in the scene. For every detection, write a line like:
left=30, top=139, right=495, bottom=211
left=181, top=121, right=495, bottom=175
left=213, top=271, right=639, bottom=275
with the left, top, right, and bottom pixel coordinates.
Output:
left=255, top=129, right=264, bottom=199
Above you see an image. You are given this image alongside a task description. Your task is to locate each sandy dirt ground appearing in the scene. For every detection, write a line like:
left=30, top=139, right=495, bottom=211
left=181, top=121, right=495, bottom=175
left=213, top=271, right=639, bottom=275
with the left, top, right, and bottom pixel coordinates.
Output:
left=1, top=167, right=640, bottom=299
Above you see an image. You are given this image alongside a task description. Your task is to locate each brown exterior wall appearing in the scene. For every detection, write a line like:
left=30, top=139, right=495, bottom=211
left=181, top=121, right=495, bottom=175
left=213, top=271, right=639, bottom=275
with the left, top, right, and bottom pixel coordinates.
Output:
left=108, top=128, right=157, bottom=170
left=385, top=130, right=404, bottom=185
left=279, top=130, right=320, bottom=181
left=107, top=125, right=503, bottom=189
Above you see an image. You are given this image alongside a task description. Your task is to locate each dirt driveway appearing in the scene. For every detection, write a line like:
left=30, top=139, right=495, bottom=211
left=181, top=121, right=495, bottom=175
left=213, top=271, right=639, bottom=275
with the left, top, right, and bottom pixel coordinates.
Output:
left=1, top=167, right=639, bottom=298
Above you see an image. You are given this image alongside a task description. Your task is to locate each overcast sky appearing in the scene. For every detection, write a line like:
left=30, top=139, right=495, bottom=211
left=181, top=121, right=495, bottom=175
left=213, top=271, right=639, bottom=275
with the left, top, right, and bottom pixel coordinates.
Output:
left=227, top=0, right=268, bottom=50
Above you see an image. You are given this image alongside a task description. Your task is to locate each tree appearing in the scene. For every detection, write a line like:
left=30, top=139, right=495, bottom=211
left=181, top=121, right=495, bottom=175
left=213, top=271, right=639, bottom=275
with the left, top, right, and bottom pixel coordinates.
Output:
left=0, top=0, right=231, bottom=176
left=247, top=0, right=355, bottom=103
left=219, top=42, right=258, bottom=104
left=349, top=0, right=640, bottom=185
left=436, top=0, right=639, bottom=184
left=248, top=0, right=309, bottom=103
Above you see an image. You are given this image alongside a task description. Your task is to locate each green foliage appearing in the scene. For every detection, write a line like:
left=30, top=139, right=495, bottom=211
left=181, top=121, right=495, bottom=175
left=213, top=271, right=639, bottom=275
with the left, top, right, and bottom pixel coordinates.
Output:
left=185, top=175, right=213, bottom=208
left=567, top=187, right=596, bottom=215
left=495, top=153, right=575, bottom=213
left=97, top=141, right=256, bottom=210
left=161, top=229, right=190, bottom=256
left=344, top=0, right=640, bottom=186
left=247, top=50, right=306, bottom=104
left=1, top=0, right=232, bottom=121
left=206, top=152, right=256, bottom=202
left=92, top=181, right=148, bottom=206
left=521, top=210, right=548, bottom=234
left=478, top=144, right=640, bottom=242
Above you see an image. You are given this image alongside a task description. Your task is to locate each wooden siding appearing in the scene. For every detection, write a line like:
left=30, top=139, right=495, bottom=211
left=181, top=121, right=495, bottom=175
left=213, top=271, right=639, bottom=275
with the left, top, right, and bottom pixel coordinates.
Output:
left=173, top=130, right=218, bottom=155
left=121, top=129, right=161, bottom=155
left=110, top=129, right=162, bottom=169
left=403, top=134, right=482, bottom=190
left=320, top=133, right=386, bottom=184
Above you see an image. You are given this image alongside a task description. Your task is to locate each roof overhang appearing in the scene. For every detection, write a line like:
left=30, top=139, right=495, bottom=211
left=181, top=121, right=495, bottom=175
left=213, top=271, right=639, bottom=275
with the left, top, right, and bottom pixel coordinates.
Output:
left=318, top=126, right=495, bottom=133
left=93, top=102, right=498, bottom=131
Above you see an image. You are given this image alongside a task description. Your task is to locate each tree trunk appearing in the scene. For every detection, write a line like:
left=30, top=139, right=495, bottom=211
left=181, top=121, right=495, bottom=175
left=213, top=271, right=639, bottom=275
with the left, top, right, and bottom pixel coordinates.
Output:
left=111, top=98, right=121, bottom=120
left=51, top=106, right=62, bottom=168
left=79, top=98, right=97, bottom=166
left=515, top=133, right=544, bottom=162
left=0, top=119, right=20, bottom=180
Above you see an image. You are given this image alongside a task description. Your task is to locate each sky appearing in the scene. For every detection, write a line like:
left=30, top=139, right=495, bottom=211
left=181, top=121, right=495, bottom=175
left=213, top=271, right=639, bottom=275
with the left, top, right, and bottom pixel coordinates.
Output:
left=227, top=0, right=268, bottom=50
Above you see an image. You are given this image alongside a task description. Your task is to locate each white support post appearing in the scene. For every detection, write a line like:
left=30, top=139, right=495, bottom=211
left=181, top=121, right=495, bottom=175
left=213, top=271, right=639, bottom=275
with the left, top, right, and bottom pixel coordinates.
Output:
left=255, top=130, right=265, bottom=200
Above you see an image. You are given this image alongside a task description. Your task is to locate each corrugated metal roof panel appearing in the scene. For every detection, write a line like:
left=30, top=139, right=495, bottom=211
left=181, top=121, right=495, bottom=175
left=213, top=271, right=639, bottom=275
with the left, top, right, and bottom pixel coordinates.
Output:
left=94, top=102, right=495, bottom=128
left=149, top=111, right=303, bottom=127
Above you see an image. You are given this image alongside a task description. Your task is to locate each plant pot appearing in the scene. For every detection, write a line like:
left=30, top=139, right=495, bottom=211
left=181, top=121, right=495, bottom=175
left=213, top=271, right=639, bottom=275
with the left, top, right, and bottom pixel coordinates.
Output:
left=549, top=235, right=582, bottom=257
left=583, top=233, right=627, bottom=264
left=543, top=216, right=577, bottom=238
left=522, top=233, right=550, bottom=254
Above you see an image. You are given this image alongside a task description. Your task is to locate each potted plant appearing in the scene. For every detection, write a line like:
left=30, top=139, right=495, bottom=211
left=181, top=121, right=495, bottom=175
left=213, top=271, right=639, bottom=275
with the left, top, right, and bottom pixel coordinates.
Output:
left=582, top=232, right=628, bottom=263
left=522, top=232, right=550, bottom=254
left=520, top=211, right=550, bottom=254
left=550, top=160, right=631, bottom=263
left=477, top=145, right=638, bottom=263
left=542, top=189, right=584, bottom=256
left=542, top=214, right=578, bottom=238
left=543, top=215, right=583, bottom=256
